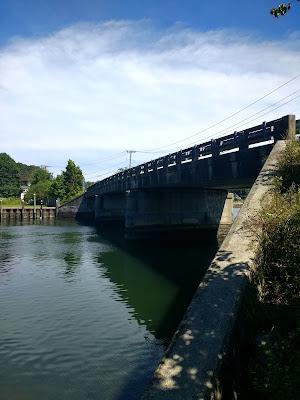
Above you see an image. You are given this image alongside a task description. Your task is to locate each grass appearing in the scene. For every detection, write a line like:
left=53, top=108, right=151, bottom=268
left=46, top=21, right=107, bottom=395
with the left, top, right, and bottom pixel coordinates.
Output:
left=0, top=197, right=55, bottom=208
left=0, top=197, right=23, bottom=207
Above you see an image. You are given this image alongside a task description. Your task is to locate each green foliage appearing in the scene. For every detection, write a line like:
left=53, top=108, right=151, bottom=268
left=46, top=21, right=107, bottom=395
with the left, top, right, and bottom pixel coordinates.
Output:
left=276, top=141, right=300, bottom=191
left=48, top=174, right=66, bottom=201
left=24, top=180, right=52, bottom=203
left=47, top=160, right=84, bottom=203
left=246, top=141, right=300, bottom=399
left=31, top=168, right=53, bottom=185
left=254, top=187, right=300, bottom=305
left=17, top=163, right=42, bottom=184
left=253, top=142, right=300, bottom=305
left=61, top=160, right=84, bottom=201
left=85, top=181, right=95, bottom=189
left=270, top=1, right=299, bottom=17
left=0, top=153, right=20, bottom=197
left=1, top=197, right=22, bottom=207
left=0, top=152, right=84, bottom=204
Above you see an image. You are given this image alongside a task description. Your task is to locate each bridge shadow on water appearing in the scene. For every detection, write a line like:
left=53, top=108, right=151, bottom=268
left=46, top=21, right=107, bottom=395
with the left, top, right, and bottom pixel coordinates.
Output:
left=84, top=221, right=219, bottom=400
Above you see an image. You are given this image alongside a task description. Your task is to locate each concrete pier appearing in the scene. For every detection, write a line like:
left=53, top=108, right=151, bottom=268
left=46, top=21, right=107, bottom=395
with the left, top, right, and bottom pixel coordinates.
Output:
left=95, top=193, right=126, bottom=223
left=125, top=188, right=232, bottom=239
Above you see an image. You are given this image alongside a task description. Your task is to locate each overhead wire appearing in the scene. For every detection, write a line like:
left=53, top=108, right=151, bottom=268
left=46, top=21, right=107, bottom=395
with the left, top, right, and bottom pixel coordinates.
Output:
left=87, top=90, right=300, bottom=182
left=85, top=156, right=129, bottom=180
left=138, top=72, right=300, bottom=153
left=139, top=89, right=300, bottom=157
left=163, top=89, right=300, bottom=152
left=75, top=75, right=300, bottom=182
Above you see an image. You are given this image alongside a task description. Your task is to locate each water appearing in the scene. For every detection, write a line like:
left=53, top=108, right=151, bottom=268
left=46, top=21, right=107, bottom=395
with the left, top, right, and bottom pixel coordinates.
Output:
left=0, top=221, right=217, bottom=400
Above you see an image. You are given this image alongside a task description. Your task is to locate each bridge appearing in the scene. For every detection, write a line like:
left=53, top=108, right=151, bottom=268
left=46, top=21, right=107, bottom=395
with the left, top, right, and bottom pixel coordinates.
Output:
left=59, top=114, right=296, bottom=238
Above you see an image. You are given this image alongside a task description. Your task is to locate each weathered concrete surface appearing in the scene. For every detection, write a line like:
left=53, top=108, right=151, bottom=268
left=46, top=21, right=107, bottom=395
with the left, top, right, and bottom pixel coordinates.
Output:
left=142, top=141, right=287, bottom=400
left=58, top=193, right=93, bottom=219
left=0, top=207, right=56, bottom=221
left=95, top=192, right=126, bottom=223
left=125, top=188, right=230, bottom=238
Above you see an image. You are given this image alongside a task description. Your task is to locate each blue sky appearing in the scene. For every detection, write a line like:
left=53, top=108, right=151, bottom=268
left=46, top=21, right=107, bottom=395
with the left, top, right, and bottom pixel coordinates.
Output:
left=0, top=1, right=299, bottom=179
left=1, top=0, right=299, bottom=44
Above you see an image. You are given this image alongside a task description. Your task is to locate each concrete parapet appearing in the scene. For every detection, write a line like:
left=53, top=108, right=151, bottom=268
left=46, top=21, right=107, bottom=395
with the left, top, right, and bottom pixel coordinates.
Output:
left=142, top=141, right=287, bottom=400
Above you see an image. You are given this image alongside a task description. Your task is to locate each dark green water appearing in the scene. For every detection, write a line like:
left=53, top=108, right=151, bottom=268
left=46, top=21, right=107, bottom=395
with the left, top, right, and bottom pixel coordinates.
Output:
left=0, top=221, right=217, bottom=400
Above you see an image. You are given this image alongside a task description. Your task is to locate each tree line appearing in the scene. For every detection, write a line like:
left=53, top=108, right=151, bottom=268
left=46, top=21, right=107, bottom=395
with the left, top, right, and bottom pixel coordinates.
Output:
left=0, top=153, right=86, bottom=204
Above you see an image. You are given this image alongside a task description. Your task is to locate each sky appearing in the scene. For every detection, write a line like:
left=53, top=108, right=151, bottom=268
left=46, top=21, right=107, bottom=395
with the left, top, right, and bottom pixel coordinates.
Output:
left=0, top=1, right=299, bottom=180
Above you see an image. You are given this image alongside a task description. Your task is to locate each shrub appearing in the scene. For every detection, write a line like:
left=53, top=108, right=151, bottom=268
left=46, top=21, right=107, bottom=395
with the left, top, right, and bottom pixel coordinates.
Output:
left=276, top=141, right=300, bottom=191
left=254, top=187, right=300, bottom=305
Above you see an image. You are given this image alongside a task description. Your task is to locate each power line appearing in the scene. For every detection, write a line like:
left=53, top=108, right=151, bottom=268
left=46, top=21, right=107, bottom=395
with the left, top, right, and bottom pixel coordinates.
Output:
left=86, top=91, right=300, bottom=183
left=164, top=89, right=300, bottom=152
left=140, top=72, right=300, bottom=152
left=79, top=151, right=126, bottom=168
left=85, top=158, right=128, bottom=180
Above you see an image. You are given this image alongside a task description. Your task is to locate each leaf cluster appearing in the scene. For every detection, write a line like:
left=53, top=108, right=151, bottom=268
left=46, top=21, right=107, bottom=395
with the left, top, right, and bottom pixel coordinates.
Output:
left=270, top=1, right=299, bottom=18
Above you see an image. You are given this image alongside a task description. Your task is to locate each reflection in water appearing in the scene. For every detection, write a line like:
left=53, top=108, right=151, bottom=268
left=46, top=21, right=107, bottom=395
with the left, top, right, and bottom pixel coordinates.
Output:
left=0, top=220, right=217, bottom=400
left=94, top=232, right=217, bottom=340
left=63, top=252, right=81, bottom=277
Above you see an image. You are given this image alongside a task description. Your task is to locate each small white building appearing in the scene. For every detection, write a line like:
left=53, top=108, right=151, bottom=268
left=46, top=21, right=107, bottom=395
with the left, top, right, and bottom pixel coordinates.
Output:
left=20, top=184, right=30, bottom=200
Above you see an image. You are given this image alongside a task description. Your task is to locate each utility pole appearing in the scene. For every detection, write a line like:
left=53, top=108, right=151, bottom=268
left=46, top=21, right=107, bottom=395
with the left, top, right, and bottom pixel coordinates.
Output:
left=126, top=150, right=137, bottom=169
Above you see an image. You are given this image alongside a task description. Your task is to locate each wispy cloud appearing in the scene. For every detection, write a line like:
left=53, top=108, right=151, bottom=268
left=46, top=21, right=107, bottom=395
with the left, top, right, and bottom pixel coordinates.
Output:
left=0, top=21, right=299, bottom=176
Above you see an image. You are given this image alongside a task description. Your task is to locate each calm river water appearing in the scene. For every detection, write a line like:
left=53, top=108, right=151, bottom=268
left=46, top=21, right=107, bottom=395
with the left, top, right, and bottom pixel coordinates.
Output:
left=0, top=221, right=217, bottom=400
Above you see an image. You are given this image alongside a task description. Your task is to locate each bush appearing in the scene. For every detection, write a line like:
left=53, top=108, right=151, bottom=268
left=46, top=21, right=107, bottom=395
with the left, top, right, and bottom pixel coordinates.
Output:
left=245, top=140, right=300, bottom=399
left=276, top=141, right=300, bottom=191
left=254, top=187, right=300, bottom=305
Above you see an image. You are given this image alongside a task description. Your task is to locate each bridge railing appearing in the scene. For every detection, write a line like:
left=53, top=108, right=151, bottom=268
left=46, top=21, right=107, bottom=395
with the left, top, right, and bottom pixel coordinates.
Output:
left=92, top=115, right=292, bottom=191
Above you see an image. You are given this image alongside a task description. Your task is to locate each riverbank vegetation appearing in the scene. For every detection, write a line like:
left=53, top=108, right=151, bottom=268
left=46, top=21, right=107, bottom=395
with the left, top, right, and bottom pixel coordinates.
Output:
left=243, top=141, right=300, bottom=399
left=0, top=153, right=85, bottom=205
left=24, top=159, right=84, bottom=204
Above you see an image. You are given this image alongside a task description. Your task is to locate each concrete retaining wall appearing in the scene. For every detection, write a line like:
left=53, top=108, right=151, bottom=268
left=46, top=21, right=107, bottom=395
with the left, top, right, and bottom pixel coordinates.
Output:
left=58, top=193, right=93, bottom=218
left=143, top=141, right=287, bottom=400
left=0, top=207, right=56, bottom=221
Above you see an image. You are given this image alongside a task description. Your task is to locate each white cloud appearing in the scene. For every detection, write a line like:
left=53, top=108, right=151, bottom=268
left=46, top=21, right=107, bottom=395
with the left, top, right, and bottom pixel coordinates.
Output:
left=0, top=21, right=299, bottom=177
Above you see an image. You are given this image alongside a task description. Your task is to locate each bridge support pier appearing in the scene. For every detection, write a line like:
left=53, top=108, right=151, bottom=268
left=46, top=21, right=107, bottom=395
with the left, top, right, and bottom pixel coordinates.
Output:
left=95, top=193, right=126, bottom=223
left=125, top=188, right=233, bottom=240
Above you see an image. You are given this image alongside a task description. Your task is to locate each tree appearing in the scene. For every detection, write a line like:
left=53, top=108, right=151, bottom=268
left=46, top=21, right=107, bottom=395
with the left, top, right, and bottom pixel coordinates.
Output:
left=24, top=180, right=52, bottom=203
left=31, top=168, right=53, bottom=185
left=0, top=153, right=20, bottom=197
left=17, top=163, right=42, bottom=185
left=85, top=181, right=95, bottom=189
left=62, top=160, right=84, bottom=201
left=271, top=1, right=299, bottom=17
left=48, top=174, right=66, bottom=201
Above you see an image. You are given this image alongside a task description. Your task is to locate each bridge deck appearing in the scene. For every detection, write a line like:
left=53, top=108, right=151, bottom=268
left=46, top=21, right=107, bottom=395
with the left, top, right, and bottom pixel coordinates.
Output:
left=86, top=115, right=294, bottom=197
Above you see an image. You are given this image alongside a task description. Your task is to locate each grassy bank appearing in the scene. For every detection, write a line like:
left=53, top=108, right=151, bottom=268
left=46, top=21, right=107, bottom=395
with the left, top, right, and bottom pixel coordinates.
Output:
left=242, top=141, right=300, bottom=399
left=0, top=197, right=23, bottom=207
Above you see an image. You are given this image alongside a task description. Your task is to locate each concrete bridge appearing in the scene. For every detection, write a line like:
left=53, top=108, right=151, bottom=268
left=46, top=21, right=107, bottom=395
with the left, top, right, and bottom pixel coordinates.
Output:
left=59, top=114, right=296, bottom=238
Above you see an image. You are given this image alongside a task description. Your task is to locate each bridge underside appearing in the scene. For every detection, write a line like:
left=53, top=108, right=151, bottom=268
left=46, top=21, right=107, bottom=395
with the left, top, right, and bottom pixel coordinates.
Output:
left=62, top=187, right=234, bottom=239
left=124, top=188, right=233, bottom=239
